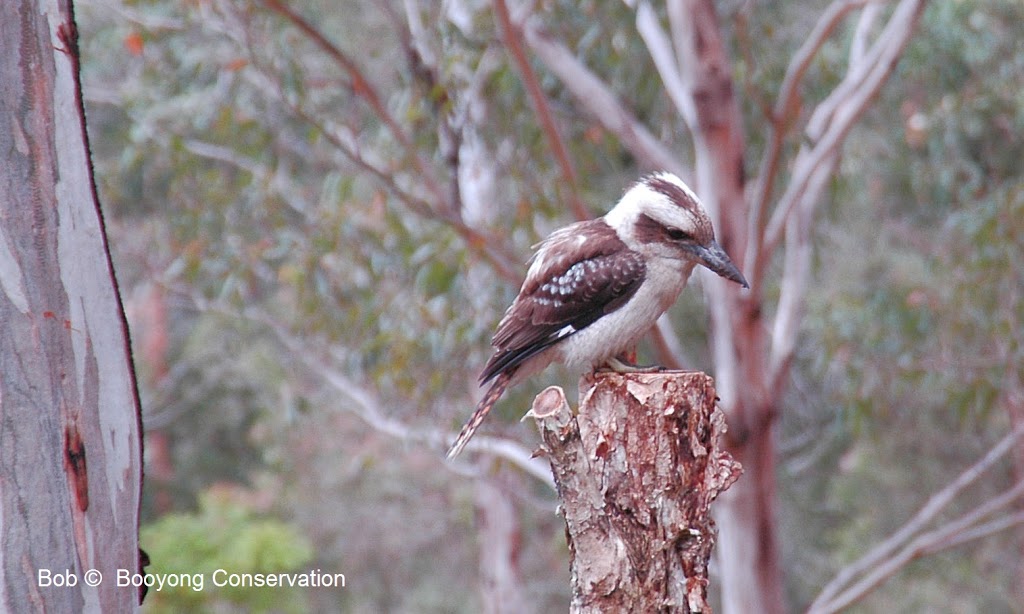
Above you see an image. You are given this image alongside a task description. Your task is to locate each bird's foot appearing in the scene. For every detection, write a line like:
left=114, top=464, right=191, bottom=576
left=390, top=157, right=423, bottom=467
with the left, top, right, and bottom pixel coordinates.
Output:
left=599, top=356, right=664, bottom=374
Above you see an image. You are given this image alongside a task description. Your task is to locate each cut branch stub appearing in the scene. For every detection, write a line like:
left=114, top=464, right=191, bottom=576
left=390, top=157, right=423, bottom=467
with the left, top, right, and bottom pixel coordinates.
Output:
left=530, top=371, right=741, bottom=613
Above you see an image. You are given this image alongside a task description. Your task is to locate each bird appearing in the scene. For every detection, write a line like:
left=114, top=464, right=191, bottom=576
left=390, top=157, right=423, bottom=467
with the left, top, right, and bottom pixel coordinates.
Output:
left=445, top=172, right=748, bottom=459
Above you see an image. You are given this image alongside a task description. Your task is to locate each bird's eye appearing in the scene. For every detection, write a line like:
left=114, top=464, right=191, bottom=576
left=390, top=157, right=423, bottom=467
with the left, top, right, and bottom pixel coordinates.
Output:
left=666, top=228, right=692, bottom=241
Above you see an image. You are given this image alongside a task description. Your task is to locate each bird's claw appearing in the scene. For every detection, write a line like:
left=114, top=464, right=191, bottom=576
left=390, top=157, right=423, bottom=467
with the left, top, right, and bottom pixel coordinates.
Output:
left=600, top=356, right=664, bottom=373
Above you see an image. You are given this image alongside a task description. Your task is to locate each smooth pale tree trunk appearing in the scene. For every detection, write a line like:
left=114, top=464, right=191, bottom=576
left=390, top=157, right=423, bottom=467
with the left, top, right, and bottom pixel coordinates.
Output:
left=0, top=1, right=143, bottom=611
left=474, top=480, right=527, bottom=614
left=667, top=1, right=786, bottom=611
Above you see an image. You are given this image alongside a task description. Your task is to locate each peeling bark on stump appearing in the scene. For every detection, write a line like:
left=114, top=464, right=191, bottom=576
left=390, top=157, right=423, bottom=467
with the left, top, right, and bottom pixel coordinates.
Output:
left=529, top=372, right=741, bottom=613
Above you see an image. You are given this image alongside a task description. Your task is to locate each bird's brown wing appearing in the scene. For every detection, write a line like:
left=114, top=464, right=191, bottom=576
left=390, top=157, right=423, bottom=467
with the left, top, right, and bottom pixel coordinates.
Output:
left=480, top=220, right=646, bottom=384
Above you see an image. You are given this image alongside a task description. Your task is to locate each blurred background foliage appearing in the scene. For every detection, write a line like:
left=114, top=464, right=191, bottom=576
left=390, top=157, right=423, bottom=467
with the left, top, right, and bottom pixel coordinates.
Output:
left=78, top=0, right=1022, bottom=611
left=141, top=485, right=314, bottom=613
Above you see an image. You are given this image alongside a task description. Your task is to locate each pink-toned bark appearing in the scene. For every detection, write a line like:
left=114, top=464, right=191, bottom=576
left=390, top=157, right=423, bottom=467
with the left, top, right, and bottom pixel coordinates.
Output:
left=0, top=2, right=143, bottom=610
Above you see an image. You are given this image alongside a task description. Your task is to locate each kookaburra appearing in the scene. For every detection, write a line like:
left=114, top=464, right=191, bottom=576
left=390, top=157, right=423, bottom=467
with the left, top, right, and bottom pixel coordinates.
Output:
left=446, top=172, right=748, bottom=459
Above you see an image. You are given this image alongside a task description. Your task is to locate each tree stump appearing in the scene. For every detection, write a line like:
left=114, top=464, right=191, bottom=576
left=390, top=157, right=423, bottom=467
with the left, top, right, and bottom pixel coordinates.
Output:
left=529, top=371, right=741, bottom=613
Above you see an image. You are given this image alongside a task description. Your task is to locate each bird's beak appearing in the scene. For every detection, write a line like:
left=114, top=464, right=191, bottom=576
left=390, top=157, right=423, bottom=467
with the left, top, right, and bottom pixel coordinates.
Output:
left=693, top=240, right=749, bottom=288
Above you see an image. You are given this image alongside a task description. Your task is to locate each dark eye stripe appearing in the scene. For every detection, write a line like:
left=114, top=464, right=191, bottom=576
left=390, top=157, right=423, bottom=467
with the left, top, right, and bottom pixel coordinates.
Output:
left=666, top=228, right=693, bottom=241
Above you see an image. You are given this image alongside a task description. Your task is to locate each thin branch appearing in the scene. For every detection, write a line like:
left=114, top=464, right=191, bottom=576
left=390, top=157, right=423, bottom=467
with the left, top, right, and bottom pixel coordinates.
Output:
left=768, top=151, right=838, bottom=387
left=823, top=424, right=1024, bottom=592
left=917, top=479, right=1024, bottom=552
left=281, top=326, right=555, bottom=488
left=519, top=15, right=685, bottom=176
left=804, top=5, right=907, bottom=142
left=634, top=0, right=697, bottom=132
left=244, top=8, right=433, bottom=216
left=390, top=0, right=467, bottom=221
left=778, top=0, right=878, bottom=133
left=305, top=106, right=510, bottom=267
left=758, top=0, right=925, bottom=378
left=79, top=0, right=186, bottom=31
left=256, top=1, right=524, bottom=280
left=182, top=139, right=313, bottom=219
left=809, top=424, right=1024, bottom=613
left=274, top=71, right=521, bottom=281
left=922, top=510, right=1024, bottom=555
left=765, top=0, right=925, bottom=253
left=812, top=482, right=1024, bottom=614
left=493, top=0, right=589, bottom=221
left=175, top=288, right=555, bottom=487
left=745, top=0, right=874, bottom=283
left=732, top=6, right=774, bottom=123
left=850, top=2, right=883, bottom=63
left=262, top=0, right=446, bottom=205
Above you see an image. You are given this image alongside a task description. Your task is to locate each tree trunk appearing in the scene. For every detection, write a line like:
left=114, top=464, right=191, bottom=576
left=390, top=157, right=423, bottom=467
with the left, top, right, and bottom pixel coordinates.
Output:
left=0, top=2, right=143, bottom=611
left=474, top=479, right=527, bottom=614
left=669, top=1, right=785, bottom=611
left=715, top=420, right=785, bottom=614
left=529, top=372, right=741, bottom=612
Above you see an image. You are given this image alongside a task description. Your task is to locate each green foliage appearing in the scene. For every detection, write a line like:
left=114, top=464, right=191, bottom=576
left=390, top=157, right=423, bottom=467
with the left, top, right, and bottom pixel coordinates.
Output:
left=884, top=0, right=1024, bottom=221
left=814, top=0, right=1024, bottom=425
left=141, top=487, right=314, bottom=613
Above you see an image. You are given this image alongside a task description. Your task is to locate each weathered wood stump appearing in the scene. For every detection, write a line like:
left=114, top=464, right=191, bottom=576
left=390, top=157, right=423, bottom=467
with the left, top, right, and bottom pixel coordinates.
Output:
left=529, top=371, right=741, bottom=613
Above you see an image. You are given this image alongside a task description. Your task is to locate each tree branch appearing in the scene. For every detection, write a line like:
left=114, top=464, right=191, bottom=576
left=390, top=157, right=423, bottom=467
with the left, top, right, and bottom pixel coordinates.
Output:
left=634, top=0, right=697, bottom=133
left=768, top=151, right=839, bottom=387
left=240, top=48, right=522, bottom=282
left=493, top=0, right=589, bottom=221
left=745, top=0, right=874, bottom=283
left=174, top=289, right=555, bottom=487
left=307, top=105, right=521, bottom=280
left=808, top=425, right=1024, bottom=613
left=518, top=13, right=685, bottom=175
left=182, top=138, right=314, bottom=220
left=922, top=510, right=1024, bottom=556
left=270, top=314, right=555, bottom=488
left=262, top=0, right=446, bottom=204
left=761, top=0, right=926, bottom=382
left=810, top=484, right=1024, bottom=614
left=761, top=0, right=925, bottom=274
left=389, top=0, right=467, bottom=221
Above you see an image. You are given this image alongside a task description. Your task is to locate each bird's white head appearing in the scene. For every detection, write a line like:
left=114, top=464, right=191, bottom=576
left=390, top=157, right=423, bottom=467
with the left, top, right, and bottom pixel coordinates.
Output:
left=604, top=172, right=748, bottom=288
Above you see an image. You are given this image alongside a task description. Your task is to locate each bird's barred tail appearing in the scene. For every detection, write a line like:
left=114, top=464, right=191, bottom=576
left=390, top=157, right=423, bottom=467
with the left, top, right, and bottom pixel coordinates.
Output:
left=446, top=371, right=513, bottom=460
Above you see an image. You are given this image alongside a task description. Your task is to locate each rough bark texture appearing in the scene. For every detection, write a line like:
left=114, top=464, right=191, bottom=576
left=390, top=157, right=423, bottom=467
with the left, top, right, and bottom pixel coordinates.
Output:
left=530, top=372, right=741, bottom=613
left=0, top=1, right=143, bottom=611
